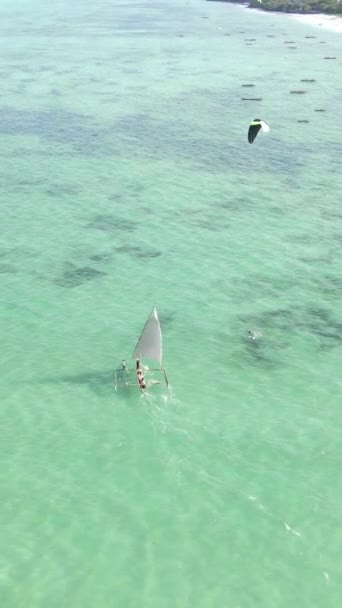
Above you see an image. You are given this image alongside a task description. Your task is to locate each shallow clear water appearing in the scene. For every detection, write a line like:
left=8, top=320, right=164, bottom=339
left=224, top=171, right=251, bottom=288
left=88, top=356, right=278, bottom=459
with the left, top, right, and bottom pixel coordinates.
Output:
left=0, top=1, right=341, bottom=606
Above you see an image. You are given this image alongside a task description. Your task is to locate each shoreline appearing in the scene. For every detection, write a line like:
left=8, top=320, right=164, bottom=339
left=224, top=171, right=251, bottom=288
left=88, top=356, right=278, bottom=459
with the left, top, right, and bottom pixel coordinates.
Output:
left=211, top=1, right=342, bottom=33
left=286, top=12, right=342, bottom=33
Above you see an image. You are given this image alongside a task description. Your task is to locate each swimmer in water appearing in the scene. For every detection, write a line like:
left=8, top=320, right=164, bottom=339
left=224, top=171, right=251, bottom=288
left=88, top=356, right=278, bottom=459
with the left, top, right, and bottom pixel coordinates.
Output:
left=248, top=330, right=257, bottom=340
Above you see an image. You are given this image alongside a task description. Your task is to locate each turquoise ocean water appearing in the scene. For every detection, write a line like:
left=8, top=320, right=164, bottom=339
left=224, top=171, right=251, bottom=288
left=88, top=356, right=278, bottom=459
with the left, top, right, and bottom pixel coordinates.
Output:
left=0, top=0, right=341, bottom=605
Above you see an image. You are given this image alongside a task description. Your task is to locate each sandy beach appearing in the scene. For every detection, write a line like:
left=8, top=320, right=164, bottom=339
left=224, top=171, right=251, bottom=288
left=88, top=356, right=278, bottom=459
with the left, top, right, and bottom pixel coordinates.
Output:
left=288, top=13, right=342, bottom=33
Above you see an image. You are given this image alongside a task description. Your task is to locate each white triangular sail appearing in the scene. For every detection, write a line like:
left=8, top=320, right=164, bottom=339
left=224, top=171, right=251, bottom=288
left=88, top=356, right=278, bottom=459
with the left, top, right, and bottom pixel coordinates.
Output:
left=132, top=307, right=162, bottom=365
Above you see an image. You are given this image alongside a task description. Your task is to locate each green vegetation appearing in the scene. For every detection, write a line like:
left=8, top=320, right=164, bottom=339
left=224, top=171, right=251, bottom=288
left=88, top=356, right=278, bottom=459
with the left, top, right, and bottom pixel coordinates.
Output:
left=248, top=0, right=342, bottom=14
left=208, top=0, right=342, bottom=15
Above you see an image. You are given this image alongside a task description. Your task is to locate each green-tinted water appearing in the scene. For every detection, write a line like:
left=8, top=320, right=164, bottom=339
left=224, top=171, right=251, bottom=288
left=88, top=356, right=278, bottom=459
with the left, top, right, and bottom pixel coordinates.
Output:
left=0, top=1, right=341, bottom=606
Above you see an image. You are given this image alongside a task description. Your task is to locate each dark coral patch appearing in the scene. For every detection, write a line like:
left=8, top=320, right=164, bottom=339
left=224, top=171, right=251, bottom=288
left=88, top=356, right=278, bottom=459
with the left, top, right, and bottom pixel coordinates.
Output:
left=87, top=215, right=136, bottom=232
left=115, top=245, right=161, bottom=258
left=54, top=265, right=107, bottom=288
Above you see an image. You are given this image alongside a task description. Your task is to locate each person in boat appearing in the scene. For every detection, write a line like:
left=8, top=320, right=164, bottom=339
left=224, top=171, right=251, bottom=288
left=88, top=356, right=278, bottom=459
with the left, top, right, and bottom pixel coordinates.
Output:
left=136, top=365, right=146, bottom=387
left=137, top=370, right=146, bottom=390
left=136, top=358, right=147, bottom=389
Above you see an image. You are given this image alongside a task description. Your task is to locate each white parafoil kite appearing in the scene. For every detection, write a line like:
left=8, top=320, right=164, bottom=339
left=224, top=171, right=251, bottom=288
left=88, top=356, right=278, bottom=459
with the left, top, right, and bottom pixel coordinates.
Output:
left=248, top=119, right=270, bottom=144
